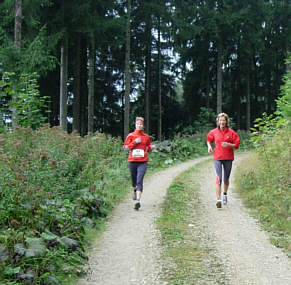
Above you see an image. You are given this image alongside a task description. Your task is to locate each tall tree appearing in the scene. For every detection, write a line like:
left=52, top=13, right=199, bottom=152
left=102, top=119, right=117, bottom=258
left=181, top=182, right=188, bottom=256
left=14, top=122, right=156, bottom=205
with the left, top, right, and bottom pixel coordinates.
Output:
left=14, top=0, right=21, bottom=49
left=246, top=66, right=251, bottom=130
left=59, top=35, right=68, bottom=132
left=11, top=0, right=22, bottom=127
left=124, top=0, right=131, bottom=138
left=59, top=0, right=68, bottom=131
left=80, top=38, right=88, bottom=136
left=1, top=0, right=289, bottom=136
left=216, top=40, right=222, bottom=114
left=88, top=32, right=95, bottom=134
left=157, top=15, right=162, bottom=140
left=144, top=17, right=152, bottom=134
left=72, top=34, right=81, bottom=133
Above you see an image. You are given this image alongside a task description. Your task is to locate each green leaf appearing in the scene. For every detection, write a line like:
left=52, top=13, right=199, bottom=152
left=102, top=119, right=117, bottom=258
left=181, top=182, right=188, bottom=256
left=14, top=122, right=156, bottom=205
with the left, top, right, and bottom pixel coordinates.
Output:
left=14, top=243, right=26, bottom=256
left=5, top=266, right=21, bottom=275
left=41, top=231, right=59, bottom=242
left=25, top=237, right=47, bottom=257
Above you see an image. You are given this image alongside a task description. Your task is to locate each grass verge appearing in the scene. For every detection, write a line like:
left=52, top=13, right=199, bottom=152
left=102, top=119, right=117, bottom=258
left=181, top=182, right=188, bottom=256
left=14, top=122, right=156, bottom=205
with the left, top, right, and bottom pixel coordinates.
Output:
left=156, top=160, right=228, bottom=285
left=234, top=151, right=291, bottom=257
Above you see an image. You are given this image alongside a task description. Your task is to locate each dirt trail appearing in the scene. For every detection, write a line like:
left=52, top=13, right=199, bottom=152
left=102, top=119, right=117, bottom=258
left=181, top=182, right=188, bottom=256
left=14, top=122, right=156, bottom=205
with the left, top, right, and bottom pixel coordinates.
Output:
left=198, top=154, right=291, bottom=285
left=78, top=154, right=291, bottom=285
left=78, top=156, right=208, bottom=285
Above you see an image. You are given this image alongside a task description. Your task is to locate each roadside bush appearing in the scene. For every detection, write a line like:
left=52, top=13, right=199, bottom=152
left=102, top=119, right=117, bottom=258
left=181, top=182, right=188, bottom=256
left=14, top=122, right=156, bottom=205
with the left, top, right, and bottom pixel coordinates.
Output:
left=0, top=125, right=218, bottom=284
left=236, top=57, right=291, bottom=255
left=236, top=126, right=290, bottom=254
left=0, top=125, right=129, bottom=284
left=0, top=72, right=48, bottom=131
left=150, top=133, right=206, bottom=168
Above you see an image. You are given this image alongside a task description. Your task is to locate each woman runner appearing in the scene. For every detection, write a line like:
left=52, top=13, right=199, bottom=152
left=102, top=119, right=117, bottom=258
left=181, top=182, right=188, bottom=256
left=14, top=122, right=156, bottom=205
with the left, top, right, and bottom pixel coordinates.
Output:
left=123, top=117, right=155, bottom=210
left=206, top=113, right=240, bottom=208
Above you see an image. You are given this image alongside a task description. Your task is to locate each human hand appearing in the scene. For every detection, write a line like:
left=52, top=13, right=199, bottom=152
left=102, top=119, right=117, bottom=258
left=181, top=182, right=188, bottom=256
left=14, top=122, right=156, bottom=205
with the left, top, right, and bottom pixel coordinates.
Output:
left=221, top=142, right=233, bottom=147
left=208, top=145, right=213, bottom=153
left=150, top=144, right=155, bottom=150
left=135, top=137, right=141, bottom=143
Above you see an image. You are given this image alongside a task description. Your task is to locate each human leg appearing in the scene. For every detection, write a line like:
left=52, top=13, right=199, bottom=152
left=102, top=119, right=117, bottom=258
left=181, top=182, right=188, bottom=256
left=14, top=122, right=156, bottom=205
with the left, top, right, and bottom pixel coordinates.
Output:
left=214, top=160, right=223, bottom=199
left=222, top=160, right=232, bottom=192
left=136, top=162, right=147, bottom=192
left=134, top=162, right=147, bottom=210
left=129, top=162, right=138, bottom=200
left=221, top=160, right=232, bottom=204
left=214, top=160, right=223, bottom=208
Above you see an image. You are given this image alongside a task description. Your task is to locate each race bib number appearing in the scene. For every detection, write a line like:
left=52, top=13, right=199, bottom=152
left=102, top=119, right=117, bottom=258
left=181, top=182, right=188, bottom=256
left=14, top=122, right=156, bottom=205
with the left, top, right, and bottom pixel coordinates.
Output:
left=132, top=149, right=145, bottom=157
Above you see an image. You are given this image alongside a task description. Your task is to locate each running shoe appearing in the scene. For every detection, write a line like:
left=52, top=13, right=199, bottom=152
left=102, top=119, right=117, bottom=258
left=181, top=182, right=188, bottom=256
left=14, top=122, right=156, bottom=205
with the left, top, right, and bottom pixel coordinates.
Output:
left=132, top=191, right=137, bottom=200
left=134, top=201, right=141, bottom=210
left=216, top=199, right=222, bottom=208
left=222, top=194, right=227, bottom=205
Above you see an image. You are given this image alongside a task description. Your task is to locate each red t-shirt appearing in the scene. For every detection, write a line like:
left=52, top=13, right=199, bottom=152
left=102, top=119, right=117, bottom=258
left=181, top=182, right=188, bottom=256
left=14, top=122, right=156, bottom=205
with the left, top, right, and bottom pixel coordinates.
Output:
left=207, top=127, right=240, bottom=160
left=123, top=130, right=153, bottom=162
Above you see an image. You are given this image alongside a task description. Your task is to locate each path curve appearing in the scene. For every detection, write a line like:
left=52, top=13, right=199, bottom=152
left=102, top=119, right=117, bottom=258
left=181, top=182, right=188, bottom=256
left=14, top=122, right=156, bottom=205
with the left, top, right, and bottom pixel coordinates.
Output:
left=78, top=156, right=209, bottom=285
left=197, top=154, right=291, bottom=285
left=78, top=154, right=291, bottom=285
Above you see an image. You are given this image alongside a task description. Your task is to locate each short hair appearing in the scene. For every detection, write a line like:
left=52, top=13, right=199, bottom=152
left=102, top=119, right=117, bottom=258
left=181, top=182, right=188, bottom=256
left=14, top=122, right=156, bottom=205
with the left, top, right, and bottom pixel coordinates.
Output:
left=135, top=117, right=144, bottom=122
left=216, top=113, right=229, bottom=127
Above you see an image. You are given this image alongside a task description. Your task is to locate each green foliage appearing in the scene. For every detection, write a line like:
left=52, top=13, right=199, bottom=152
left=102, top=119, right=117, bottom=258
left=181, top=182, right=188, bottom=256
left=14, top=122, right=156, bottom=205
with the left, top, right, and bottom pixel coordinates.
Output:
left=0, top=126, right=129, bottom=284
left=0, top=124, right=214, bottom=284
left=277, top=57, right=291, bottom=125
left=178, top=107, right=216, bottom=135
left=237, top=130, right=253, bottom=150
left=236, top=60, right=291, bottom=255
left=21, top=26, right=58, bottom=75
left=150, top=133, right=207, bottom=169
left=0, top=72, right=48, bottom=131
left=235, top=136, right=290, bottom=255
left=250, top=112, right=287, bottom=156
left=250, top=56, right=290, bottom=168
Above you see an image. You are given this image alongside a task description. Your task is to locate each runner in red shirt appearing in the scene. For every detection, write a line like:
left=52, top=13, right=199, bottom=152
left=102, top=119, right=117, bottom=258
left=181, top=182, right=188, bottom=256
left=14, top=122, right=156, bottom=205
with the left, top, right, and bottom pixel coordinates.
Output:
left=123, top=117, right=155, bottom=210
left=206, top=113, right=240, bottom=208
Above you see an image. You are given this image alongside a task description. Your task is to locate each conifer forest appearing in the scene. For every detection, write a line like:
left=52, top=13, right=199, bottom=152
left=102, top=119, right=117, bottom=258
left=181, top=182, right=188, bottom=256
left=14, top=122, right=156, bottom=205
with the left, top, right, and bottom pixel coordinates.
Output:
left=0, top=0, right=290, bottom=138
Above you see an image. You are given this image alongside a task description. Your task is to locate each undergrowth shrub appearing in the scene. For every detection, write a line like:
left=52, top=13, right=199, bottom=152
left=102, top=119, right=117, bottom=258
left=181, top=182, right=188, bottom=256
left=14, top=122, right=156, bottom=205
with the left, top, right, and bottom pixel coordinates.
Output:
left=0, top=125, right=130, bottom=284
left=0, top=125, right=220, bottom=284
left=236, top=126, right=290, bottom=254
left=236, top=57, right=291, bottom=255
left=150, top=134, right=206, bottom=168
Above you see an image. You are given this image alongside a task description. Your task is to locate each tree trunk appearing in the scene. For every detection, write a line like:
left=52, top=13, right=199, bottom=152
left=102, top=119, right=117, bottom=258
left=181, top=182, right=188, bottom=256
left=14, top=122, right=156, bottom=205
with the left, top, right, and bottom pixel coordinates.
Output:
left=216, top=40, right=222, bottom=114
left=145, top=21, right=152, bottom=134
left=12, top=0, right=22, bottom=127
left=14, top=0, right=21, bottom=49
left=59, top=35, right=68, bottom=132
left=157, top=16, right=162, bottom=140
left=205, top=52, right=210, bottom=110
left=73, top=34, right=81, bottom=133
left=246, top=60, right=251, bottom=131
left=80, top=38, right=88, bottom=136
left=236, top=80, right=241, bottom=130
left=88, top=32, right=95, bottom=134
left=124, top=0, right=131, bottom=139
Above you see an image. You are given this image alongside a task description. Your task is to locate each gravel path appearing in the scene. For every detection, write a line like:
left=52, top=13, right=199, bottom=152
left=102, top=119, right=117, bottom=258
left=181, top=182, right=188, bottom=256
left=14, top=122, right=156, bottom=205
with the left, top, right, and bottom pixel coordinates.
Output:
left=198, top=154, right=291, bottom=285
left=78, top=154, right=291, bottom=285
left=78, top=156, right=208, bottom=285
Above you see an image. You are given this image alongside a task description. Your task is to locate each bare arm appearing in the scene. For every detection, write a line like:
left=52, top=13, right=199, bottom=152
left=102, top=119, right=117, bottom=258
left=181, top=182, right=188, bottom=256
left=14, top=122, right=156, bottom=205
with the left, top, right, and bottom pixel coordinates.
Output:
left=207, top=141, right=213, bottom=153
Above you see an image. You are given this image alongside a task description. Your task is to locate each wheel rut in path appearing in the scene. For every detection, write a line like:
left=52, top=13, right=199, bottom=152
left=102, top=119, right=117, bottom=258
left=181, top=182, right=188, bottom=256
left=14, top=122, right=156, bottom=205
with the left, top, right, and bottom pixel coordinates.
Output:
left=78, top=156, right=209, bottom=285
left=197, top=154, right=291, bottom=285
left=78, top=154, right=291, bottom=285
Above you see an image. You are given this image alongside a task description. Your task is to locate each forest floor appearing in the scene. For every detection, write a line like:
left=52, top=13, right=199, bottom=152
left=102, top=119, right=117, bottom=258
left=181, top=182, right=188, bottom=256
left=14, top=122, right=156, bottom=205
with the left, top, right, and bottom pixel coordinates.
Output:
left=77, top=154, right=291, bottom=285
